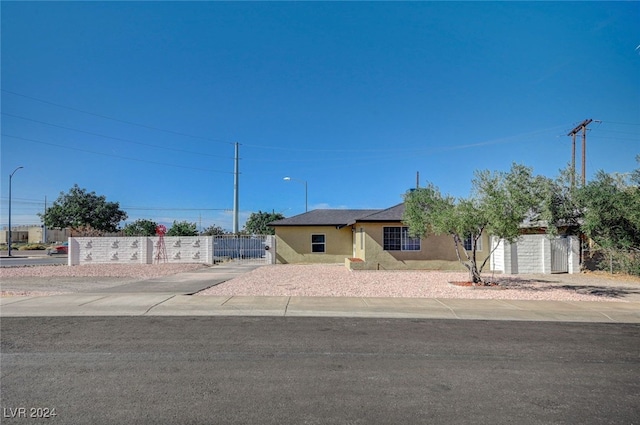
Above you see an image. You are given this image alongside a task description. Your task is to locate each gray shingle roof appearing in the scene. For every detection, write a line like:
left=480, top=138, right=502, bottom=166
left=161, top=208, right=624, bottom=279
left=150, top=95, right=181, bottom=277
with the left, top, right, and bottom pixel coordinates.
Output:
left=269, top=209, right=382, bottom=227
left=268, top=203, right=406, bottom=227
left=356, top=203, right=405, bottom=222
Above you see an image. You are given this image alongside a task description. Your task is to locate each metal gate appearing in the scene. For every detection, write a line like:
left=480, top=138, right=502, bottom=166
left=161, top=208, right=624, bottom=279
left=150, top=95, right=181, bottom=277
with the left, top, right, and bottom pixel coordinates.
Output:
left=212, top=235, right=275, bottom=264
left=550, top=237, right=569, bottom=273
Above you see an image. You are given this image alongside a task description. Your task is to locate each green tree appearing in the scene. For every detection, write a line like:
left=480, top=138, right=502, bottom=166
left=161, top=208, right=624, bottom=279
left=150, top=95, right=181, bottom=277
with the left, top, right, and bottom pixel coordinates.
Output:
left=243, top=211, right=285, bottom=235
left=535, top=166, right=583, bottom=236
left=167, top=220, right=198, bottom=236
left=403, top=164, right=541, bottom=284
left=576, top=169, right=640, bottom=252
left=572, top=159, right=640, bottom=275
left=201, top=224, right=227, bottom=236
left=123, top=219, right=158, bottom=236
left=39, top=184, right=127, bottom=236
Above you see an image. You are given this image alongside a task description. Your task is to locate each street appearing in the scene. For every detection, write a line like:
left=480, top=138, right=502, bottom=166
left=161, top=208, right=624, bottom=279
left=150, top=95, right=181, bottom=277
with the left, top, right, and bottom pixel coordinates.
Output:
left=1, top=317, right=638, bottom=424
left=0, top=252, right=67, bottom=267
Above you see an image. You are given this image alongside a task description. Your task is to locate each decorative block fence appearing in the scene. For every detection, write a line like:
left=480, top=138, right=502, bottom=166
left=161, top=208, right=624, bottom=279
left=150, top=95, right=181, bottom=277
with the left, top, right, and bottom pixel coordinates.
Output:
left=491, top=234, right=580, bottom=274
left=68, top=236, right=275, bottom=266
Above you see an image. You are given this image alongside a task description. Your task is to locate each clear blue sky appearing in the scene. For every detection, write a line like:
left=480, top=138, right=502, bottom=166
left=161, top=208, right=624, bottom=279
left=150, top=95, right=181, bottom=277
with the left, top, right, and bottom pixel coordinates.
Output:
left=2, top=1, right=639, bottom=232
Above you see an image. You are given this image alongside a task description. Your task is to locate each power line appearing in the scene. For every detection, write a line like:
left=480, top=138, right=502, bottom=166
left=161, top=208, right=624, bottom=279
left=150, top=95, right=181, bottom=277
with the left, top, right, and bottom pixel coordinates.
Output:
left=0, top=197, right=232, bottom=212
left=2, top=112, right=234, bottom=160
left=2, top=134, right=236, bottom=174
left=125, top=207, right=231, bottom=211
left=1, top=89, right=233, bottom=145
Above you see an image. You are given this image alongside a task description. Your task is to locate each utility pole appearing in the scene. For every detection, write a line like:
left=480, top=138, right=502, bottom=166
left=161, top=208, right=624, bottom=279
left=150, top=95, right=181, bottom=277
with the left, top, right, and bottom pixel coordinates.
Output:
left=567, top=119, right=593, bottom=187
left=43, top=196, right=47, bottom=243
left=8, top=166, right=24, bottom=257
left=232, top=142, right=239, bottom=235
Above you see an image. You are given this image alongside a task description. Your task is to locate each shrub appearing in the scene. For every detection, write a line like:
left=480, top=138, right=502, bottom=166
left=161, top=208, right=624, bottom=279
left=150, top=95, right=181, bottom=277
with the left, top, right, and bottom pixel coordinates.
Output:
left=18, top=244, right=47, bottom=251
left=593, top=249, right=640, bottom=277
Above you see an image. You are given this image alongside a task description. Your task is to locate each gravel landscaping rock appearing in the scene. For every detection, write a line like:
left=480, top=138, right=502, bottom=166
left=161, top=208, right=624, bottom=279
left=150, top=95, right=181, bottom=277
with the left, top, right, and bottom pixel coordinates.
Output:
left=2, top=263, right=639, bottom=302
left=197, top=264, right=640, bottom=302
left=0, top=263, right=206, bottom=296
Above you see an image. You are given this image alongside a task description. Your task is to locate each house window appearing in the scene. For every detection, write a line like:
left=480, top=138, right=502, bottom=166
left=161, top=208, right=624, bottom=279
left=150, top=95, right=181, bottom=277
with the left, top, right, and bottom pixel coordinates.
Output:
left=311, top=234, right=325, bottom=253
left=383, top=227, right=420, bottom=251
left=464, top=235, right=482, bottom=251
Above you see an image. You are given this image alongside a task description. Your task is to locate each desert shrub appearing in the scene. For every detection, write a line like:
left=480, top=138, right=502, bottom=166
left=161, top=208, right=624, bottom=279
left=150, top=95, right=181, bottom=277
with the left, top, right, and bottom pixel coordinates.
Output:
left=592, top=249, right=640, bottom=277
left=18, top=244, right=47, bottom=250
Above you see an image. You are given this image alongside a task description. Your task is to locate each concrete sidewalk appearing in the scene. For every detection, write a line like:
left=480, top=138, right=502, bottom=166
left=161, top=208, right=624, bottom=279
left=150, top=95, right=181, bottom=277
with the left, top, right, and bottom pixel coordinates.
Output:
left=2, top=261, right=639, bottom=322
left=1, top=292, right=638, bottom=322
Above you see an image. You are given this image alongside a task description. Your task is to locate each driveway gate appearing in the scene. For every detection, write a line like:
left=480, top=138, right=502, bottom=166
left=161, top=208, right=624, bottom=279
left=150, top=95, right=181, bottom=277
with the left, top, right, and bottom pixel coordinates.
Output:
left=550, top=237, right=569, bottom=273
left=212, top=235, right=275, bottom=264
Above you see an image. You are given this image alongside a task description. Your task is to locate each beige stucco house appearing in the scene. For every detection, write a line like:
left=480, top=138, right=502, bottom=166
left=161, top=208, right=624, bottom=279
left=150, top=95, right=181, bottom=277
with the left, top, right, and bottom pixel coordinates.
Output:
left=269, top=203, right=491, bottom=271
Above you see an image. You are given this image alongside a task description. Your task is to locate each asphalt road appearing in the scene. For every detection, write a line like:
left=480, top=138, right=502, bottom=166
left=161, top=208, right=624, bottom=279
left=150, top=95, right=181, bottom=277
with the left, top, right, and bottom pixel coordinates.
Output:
left=0, top=255, right=67, bottom=267
left=1, top=317, right=639, bottom=425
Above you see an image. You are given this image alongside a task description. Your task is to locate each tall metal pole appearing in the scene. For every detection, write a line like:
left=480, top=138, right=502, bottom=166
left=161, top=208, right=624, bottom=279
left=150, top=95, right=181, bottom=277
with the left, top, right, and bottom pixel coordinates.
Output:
left=232, top=142, right=239, bottom=235
left=284, top=177, right=307, bottom=212
left=304, top=180, right=308, bottom=213
left=8, top=166, right=24, bottom=257
left=43, top=196, right=47, bottom=244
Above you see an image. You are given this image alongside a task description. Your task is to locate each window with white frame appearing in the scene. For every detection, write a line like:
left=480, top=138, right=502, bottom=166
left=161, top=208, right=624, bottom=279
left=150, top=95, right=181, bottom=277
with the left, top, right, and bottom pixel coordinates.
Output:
left=311, top=234, right=326, bottom=253
left=383, top=227, right=421, bottom=251
left=463, top=235, right=482, bottom=251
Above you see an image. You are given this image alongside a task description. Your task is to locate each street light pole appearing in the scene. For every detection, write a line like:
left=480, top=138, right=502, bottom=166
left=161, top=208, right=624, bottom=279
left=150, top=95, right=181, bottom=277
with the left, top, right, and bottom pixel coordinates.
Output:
left=8, top=166, right=24, bottom=257
left=283, top=177, right=308, bottom=212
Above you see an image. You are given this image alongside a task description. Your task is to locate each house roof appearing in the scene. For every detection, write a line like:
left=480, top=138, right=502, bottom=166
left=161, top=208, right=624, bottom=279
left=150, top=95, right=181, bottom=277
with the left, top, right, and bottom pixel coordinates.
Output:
left=355, top=203, right=405, bottom=222
left=269, top=209, right=382, bottom=227
left=268, top=203, right=406, bottom=227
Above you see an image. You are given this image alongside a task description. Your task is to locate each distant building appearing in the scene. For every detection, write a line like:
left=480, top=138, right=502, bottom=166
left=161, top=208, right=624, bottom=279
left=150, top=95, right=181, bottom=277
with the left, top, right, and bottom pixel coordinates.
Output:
left=1, top=225, right=69, bottom=244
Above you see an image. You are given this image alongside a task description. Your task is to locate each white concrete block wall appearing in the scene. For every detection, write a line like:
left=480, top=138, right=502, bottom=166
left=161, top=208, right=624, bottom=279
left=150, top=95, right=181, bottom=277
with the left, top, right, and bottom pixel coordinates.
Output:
left=568, top=235, right=580, bottom=273
left=490, top=234, right=581, bottom=275
left=541, top=236, right=552, bottom=274
left=73, top=237, right=149, bottom=264
left=68, top=238, right=80, bottom=266
left=490, top=237, right=505, bottom=273
left=70, top=236, right=214, bottom=265
left=513, top=234, right=546, bottom=274
left=150, top=236, right=211, bottom=264
left=265, top=235, right=276, bottom=265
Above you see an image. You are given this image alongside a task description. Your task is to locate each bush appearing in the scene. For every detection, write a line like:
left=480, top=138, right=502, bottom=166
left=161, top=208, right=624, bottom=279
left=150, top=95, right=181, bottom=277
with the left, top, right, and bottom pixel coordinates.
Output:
left=18, top=244, right=47, bottom=251
left=593, top=249, right=640, bottom=277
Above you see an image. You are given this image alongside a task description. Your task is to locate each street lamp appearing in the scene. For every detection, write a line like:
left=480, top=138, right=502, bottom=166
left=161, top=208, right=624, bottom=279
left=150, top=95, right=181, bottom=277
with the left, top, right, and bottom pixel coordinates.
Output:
left=283, top=177, right=308, bottom=212
left=8, top=166, right=24, bottom=257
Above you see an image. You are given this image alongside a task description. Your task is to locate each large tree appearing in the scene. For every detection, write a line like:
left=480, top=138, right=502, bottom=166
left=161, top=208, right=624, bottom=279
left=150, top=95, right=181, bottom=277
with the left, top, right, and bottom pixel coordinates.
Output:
left=123, top=219, right=158, bottom=236
left=576, top=168, right=640, bottom=253
left=166, top=220, right=198, bottom=236
left=536, top=168, right=583, bottom=236
left=243, top=211, right=285, bottom=235
left=201, top=224, right=227, bottom=236
left=40, top=184, right=127, bottom=236
left=403, top=164, right=543, bottom=284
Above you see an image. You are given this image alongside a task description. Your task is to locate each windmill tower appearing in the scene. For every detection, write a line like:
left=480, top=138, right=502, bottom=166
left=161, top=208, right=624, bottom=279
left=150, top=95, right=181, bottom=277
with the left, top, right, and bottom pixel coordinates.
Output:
left=155, top=224, right=168, bottom=263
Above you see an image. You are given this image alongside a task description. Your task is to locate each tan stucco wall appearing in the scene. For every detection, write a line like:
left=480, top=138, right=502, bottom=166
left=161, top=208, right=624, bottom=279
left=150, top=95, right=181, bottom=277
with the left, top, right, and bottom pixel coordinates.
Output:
left=274, top=222, right=492, bottom=271
left=274, top=226, right=354, bottom=264
left=355, top=223, right=491, bottom=271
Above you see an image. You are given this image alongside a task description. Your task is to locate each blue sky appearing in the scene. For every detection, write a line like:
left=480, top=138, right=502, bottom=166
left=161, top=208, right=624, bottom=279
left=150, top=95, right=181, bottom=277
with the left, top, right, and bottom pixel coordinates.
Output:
left=2, top=1, right=639, bottom=232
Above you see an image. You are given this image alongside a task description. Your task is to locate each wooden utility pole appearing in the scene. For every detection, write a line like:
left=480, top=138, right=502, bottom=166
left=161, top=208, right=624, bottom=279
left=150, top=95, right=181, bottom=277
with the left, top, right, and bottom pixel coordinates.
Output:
left=567, top=119, right=593, bottom=187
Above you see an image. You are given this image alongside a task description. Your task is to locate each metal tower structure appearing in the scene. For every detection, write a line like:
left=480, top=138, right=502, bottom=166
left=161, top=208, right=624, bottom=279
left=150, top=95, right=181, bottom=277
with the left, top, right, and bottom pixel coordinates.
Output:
left=155, top=224, right=168, bottom=263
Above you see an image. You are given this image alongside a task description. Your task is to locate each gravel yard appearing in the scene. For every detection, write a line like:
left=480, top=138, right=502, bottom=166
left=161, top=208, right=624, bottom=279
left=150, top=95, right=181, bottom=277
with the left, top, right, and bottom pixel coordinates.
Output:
left=2, top=263, right=640, bottom=302
left=0, top=263, right=206, bottom=296
left=197, top=264, right=640, bottom=302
